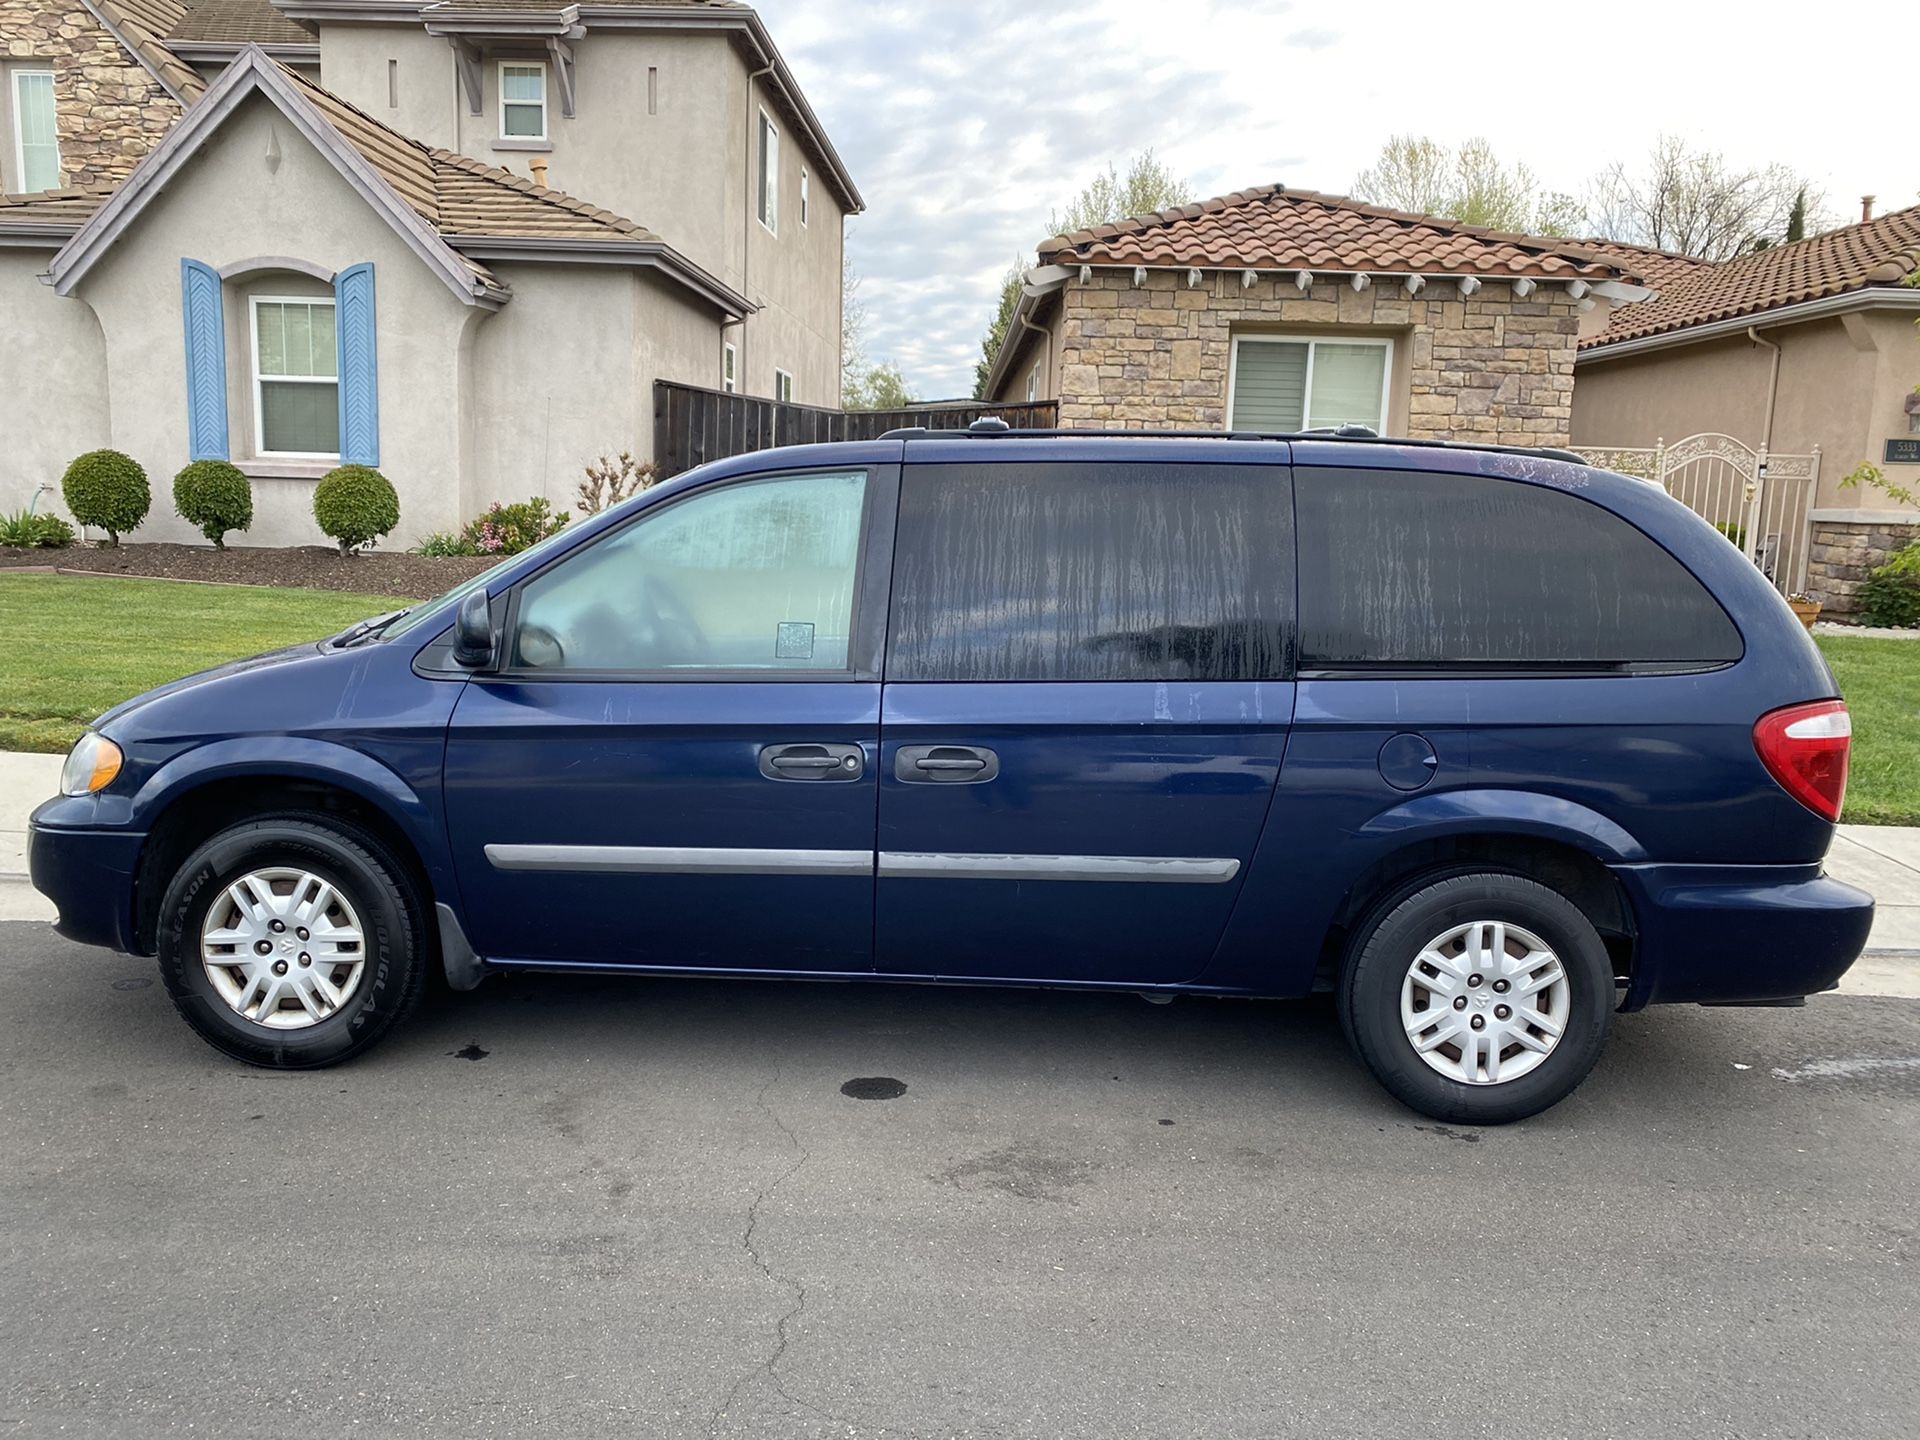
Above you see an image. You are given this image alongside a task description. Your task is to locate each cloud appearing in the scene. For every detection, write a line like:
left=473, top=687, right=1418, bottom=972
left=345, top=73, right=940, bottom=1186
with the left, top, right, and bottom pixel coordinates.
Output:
left=754, top=0, right=1910, bottom=399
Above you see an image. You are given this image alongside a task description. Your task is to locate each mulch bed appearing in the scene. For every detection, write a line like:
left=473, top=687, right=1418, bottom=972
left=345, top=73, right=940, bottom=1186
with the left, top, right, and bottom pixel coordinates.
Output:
left=0, top=542, right=497, bottom=599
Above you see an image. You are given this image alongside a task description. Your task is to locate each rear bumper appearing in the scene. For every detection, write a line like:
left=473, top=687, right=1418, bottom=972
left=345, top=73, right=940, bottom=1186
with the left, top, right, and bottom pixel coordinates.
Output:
left=27, top=814, right=145, bottom=954
left=1614, top=862, right=1874, bottom=1011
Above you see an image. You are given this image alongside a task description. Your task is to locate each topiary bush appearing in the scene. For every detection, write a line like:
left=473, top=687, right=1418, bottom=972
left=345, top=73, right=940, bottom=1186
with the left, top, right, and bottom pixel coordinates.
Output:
left=313, top=464, right=400, bottom=554
left=460, top=496, right=569, bottom=555
left=1856, top=541, right=1920, bottom=628
left=172, top=460, right=253, bottom=549
left=61, top=449, right=149, bottom=546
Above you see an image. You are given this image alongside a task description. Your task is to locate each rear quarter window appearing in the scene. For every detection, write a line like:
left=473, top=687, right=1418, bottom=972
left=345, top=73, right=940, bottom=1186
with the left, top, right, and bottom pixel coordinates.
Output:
left=1295, top=467, right=1741, bottom=669
left=888, top=461, right=1293, bottom=682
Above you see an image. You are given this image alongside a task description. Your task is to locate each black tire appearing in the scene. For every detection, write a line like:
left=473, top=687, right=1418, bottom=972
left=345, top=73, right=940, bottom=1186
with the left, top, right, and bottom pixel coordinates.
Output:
left=1338, top=872, right=1613, bottom=1124
left=155, top=813, right=428, bottom=1068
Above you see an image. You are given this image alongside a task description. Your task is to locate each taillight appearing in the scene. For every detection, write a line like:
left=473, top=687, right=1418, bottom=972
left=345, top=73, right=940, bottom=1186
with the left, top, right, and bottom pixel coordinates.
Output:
left=1753, top=700, right=1851, bottom=823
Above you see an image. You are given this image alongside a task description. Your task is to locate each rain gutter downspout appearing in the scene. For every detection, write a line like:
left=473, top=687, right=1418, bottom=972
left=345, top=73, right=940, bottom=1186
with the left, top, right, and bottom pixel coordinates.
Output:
left=1016, top=307, right=1051, bottom=402
left=1747, top=325, right=1782, bottom=454
left=744, top=59, right=774, bottom=395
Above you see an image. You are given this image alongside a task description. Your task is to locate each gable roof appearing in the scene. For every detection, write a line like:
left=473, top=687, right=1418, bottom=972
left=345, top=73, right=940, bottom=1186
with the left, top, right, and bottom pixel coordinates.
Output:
left=1580, top=204, right=1920, bottom=351
left=42, top=48, right=749, bottom=315
left=85, top=0, right=208, bottom=103
left=1037, top=185, right=1640, bottom=282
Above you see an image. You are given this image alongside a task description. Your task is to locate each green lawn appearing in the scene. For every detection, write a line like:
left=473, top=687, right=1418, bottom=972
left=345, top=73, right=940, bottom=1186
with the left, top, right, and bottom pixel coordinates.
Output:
left=0, top=575, right=410, bottom=753
left=1817, top=635, right=1920, bottom=826
left=1, top=574, right=1913, bottom=827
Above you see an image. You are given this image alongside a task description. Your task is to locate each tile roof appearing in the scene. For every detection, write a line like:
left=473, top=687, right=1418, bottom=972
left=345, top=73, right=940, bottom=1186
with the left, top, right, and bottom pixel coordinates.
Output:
left=1582, top=204, right=1920, bottom=348
left=1038, top=185, right=1637, bottom=281
left=421, top=0, right=745, bottom=10
left=0, top=185, right=115, bottom=230
left=166, top=0, right=316, bottom=45
left=92, top=0, right=208, bottom=101
left=281, top=67, right=661, bottom=246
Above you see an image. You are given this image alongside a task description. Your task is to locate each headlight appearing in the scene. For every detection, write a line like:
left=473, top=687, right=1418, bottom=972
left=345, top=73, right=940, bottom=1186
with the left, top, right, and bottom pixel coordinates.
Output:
left=60, top=732, right=123, bottom=797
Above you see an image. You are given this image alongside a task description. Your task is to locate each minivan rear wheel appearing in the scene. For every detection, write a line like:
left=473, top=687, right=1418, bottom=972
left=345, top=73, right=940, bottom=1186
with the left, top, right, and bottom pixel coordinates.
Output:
left=1339, top=872, right=1613, bottom=1124
left=155, top=814, right=427, bottom=1068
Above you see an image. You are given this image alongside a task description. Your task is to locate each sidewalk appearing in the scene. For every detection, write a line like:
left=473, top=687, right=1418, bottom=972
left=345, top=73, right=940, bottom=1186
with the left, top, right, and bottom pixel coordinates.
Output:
left=3, top=749, right=1917, bottom=988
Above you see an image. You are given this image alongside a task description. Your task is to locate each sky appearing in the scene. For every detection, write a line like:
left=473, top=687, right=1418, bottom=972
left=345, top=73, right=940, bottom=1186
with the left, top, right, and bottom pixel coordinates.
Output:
left=754, top=0, right=1918, bottom=401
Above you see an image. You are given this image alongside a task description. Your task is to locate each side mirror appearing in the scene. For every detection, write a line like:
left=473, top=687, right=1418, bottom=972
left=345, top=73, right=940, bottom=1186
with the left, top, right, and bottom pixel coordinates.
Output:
left=452, top=588, right=496, bottom=669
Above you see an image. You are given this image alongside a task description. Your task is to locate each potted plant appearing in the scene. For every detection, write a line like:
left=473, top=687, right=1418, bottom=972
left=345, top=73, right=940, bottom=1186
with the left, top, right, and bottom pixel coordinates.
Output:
left=1787, top=592, right=1822, bottom=630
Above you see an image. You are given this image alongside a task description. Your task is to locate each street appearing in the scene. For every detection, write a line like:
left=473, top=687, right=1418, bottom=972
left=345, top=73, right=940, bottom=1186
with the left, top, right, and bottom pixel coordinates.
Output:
left=2, top=920, right=1916, bottom=1438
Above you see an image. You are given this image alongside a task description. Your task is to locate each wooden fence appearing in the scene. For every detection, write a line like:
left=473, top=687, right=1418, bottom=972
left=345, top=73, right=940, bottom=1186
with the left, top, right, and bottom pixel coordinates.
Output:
left=653, top=380, right=1059, bottom=478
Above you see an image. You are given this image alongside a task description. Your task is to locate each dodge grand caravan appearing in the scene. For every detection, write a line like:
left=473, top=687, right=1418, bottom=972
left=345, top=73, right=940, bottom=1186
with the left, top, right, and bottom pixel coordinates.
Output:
left=29, top=429, right=1874, bottom=1123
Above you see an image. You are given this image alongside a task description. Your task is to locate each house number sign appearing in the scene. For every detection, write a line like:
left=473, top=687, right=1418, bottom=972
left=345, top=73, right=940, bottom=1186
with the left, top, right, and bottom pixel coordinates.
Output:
left=1885, top=439, right=1920, bottom=465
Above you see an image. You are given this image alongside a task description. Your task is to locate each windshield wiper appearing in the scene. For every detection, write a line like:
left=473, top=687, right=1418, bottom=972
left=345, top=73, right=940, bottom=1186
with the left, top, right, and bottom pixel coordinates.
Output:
left=331, top=608, right=409, bottom=647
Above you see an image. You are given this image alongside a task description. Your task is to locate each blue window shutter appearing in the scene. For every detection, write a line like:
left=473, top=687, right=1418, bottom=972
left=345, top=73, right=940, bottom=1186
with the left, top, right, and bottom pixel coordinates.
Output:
left=180, top=258, right=229, bottom=461
left=335, top=263, right=380, bottom=466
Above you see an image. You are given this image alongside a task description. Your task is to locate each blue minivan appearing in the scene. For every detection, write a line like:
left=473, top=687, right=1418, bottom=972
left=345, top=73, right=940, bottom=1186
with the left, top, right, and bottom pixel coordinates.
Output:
left=29, top=430, right=1874, bottom=1122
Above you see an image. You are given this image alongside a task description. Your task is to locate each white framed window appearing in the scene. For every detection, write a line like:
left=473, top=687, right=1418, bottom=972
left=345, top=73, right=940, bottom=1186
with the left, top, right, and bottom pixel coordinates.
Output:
left=1025, top=361, right=1041, bottom=403
left=11, top=69, right=59, bottom=193
left=799, top=169, right=809, bottom=227
left=774, top=368, right=794, bottom=403
left=250, top=296, right=339, bottom=458
left=756, top=108, right=779, bottom=234
left=722, top=340, right=737, bottom=393
left=1226, top=334, right=1393, bottom=434
left=499, top=62, right=547, bottom=140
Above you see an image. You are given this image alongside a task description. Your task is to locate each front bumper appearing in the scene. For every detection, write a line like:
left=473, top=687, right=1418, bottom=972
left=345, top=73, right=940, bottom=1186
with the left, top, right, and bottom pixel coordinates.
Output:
left=1614, top=862, right=1875, bottom=1011
left=27, top=803, right=146, bottom=953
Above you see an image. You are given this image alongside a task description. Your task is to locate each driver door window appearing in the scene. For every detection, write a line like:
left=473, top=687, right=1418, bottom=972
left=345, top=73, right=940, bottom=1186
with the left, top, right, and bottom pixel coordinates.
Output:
left=511, top=470, right=868, bottom=672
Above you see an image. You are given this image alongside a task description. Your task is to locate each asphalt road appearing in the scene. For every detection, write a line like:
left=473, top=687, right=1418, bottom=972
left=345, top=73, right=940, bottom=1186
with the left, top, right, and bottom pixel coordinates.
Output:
left=2, top=921, right=1917, bottom=1439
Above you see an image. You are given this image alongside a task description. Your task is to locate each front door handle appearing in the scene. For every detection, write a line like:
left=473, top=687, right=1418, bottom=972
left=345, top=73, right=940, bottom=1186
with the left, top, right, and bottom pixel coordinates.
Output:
left=758, top=743, right=864, bottom=782
left=895, top=744, right=1000, bottom=784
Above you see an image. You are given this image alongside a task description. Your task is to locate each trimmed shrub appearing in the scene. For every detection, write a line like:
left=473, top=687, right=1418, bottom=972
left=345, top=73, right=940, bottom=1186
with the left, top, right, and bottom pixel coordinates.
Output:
left=1857, top=541, right=1920, bottom=629
left=61, top=449, right=149, bottom=545
left=172, top=460, right=253, bottom=549
left=578, top=451, right=659, bottom=515
left=460, top=496, right=569, bottom=555
left=0, top=509, right=75, bottom=549
left=313, top=464, right=400, bottom=554
left=414, top=531, right=480, bottom=557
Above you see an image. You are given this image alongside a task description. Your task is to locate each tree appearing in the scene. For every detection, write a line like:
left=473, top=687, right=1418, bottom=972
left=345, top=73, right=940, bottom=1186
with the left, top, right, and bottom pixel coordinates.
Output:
left=971, top=261, right=1025, bottom=400
left=848, top=361, right=914, bottom=411
left=1786, top=188, right=1808, bottom=244
left=973, top=151, right=1194, bottom=399
left=1586, top=136, right=1821, bottom=260
left=1352, top=135, right=1579, bottom=236
left=841, top=247, right=917, bottom=409
left=841, top=247, right=868, bottom=407
left=1046, top=148, right=1194, bottom=237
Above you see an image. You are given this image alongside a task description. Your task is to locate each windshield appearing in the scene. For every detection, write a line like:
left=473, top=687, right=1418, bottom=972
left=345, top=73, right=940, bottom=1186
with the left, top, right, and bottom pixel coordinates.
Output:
left=379, top=521, right=585, bottom=640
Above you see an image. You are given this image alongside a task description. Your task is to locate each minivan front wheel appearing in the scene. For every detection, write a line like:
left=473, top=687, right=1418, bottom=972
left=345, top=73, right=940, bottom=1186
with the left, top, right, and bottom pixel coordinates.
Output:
left=1339, top=873, right=1613, bottom=1124
left=156, top=815, right=427, bottom=1068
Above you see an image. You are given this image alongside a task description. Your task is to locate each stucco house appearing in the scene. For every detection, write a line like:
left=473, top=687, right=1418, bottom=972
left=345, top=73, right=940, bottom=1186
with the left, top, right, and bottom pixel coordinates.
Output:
left=0, top=0, right=857, bottom=546
left=981, top=185, right=1655, bottom=450
left=1572, top=203, right=1920, bottom=607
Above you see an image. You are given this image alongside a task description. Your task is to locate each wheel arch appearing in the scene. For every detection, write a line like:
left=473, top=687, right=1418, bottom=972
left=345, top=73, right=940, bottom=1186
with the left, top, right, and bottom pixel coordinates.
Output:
left=129, top=744, right=447, bottom=956
left=1312, top=825, right=1639, bottom=996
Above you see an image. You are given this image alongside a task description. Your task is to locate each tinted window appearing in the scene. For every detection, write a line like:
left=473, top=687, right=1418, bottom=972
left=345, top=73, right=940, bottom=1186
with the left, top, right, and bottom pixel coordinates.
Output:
left=1296, top=468, right=1741, bottom=667
left=887, top=462, right=1292, bottom=682
left=512, top=470, right=867, bottom=672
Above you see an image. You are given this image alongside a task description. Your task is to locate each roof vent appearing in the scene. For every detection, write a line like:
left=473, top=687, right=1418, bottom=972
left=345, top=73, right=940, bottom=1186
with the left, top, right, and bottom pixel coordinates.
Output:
left=968, top=416, right=1012, bottom=434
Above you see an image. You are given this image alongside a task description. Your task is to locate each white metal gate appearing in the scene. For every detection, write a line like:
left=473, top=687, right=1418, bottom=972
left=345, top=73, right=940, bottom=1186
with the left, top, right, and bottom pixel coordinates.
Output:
left=1572, top=434, right=1822, bottom=596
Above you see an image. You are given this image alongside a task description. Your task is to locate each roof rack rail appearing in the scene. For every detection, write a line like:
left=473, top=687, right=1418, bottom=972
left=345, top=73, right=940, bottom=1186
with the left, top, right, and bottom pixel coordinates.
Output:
left=874, top=423, right=1591, bottom=466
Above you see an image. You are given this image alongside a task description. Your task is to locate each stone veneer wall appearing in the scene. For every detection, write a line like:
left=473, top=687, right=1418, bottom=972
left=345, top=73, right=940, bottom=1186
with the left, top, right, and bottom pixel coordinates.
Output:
left=2, top=0, right=182, bottom=190
left=1053, top=269, right=1581, bottom=447
left=1807, top=517, right=1920, bottom=619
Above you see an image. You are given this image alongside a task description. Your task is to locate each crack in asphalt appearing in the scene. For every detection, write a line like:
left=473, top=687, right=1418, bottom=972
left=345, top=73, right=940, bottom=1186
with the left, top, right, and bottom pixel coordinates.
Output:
left=706, top=1066, right=886, bottom=1439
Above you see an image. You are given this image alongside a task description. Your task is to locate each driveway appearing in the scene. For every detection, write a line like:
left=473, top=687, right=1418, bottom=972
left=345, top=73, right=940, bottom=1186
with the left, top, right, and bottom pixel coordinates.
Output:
left=1, top=922, right=1916, bottom=1438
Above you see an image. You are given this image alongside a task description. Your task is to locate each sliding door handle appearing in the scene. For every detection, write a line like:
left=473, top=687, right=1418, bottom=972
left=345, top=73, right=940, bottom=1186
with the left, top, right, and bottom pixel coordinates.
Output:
left=895, top=745, right=1000, bottom=784
left=758, top=743, right=864, bottom=782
